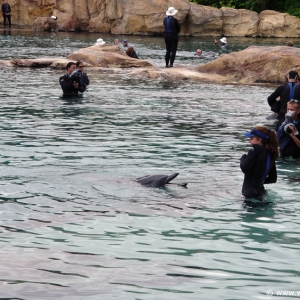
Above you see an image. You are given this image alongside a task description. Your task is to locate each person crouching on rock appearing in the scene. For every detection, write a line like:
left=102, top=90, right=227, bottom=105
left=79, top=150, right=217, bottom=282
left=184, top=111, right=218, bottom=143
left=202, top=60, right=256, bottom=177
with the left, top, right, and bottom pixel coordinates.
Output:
left=240, top=126, right=278, bottom=199
left=59, top=62, right=86, bottom=98
left=125, top=47, right=139, bottom=59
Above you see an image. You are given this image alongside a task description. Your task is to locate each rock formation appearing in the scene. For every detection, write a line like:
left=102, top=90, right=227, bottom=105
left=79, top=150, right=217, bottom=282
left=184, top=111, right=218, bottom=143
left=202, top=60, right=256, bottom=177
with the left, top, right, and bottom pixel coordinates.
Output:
left=7, top=44, right=153, bottom=69
left=5, top=0, right=300, bottom=37
left=197, top=45, right=300, bottom=84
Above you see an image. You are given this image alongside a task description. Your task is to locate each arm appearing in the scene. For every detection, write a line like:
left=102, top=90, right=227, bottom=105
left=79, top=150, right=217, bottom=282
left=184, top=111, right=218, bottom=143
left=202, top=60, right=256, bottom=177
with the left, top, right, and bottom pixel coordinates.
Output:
left=78, top=84, right=86, bottom=93
left=264, top=162, right=277, bottom=184
left=59, top=76, right=76, bottom=94
left=175, top=18, right=180, bottom=33
left=267, top=85, right=284, bottom=107
left=289, top=127, right=300, bottom=148
left=240, top=148, right=257, bottom=173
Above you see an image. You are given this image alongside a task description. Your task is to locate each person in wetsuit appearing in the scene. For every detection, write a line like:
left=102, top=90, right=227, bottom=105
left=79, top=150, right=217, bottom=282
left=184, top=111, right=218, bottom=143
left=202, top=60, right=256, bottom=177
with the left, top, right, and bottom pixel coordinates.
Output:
left=267, top=70, right=300, bottom=129
left=277, top=99, right=300, bottom=158
left=125, top=46, right=139, bottom=59
left=240, top=126, right=279, bottom=199
left=1, top=0, right=11, bottom=30
left=59, top=62, right=86, bottom=97
left=163, top=7, right=180, bottom=68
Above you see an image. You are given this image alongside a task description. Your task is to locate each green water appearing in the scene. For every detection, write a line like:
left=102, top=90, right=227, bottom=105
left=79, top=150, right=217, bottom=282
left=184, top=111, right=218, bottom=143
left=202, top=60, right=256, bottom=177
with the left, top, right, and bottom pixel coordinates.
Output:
left=0, top=30, right=300, bottom=300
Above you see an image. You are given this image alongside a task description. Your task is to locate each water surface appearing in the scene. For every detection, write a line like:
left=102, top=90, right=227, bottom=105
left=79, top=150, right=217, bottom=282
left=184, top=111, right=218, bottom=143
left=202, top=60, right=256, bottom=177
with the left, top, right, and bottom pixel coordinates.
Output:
left=0, top=31, right=300, bottom=300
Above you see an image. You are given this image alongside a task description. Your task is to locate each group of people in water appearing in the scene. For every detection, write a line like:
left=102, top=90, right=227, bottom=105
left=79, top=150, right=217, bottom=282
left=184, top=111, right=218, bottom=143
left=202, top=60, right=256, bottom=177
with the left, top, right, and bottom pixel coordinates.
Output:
left=58, top=6, right=299, bottom=201
left=240, top=70, right=300, bottom=199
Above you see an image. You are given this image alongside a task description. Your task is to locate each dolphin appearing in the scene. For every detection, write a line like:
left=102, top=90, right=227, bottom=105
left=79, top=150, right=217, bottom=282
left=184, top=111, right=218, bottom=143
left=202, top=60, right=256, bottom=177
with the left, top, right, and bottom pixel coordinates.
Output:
left=136, top=173, right=187, bottom=188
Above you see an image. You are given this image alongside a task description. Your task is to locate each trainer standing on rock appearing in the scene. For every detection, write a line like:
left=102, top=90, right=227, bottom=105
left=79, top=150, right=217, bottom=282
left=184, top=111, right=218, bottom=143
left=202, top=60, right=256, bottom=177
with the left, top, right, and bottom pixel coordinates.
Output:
left=163, top=7, right=180, bottom=68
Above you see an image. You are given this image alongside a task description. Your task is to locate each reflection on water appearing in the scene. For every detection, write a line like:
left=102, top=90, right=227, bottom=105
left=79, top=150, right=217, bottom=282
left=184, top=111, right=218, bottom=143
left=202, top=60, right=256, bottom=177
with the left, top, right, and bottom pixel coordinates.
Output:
left=0, top=31, right=300, bottom=299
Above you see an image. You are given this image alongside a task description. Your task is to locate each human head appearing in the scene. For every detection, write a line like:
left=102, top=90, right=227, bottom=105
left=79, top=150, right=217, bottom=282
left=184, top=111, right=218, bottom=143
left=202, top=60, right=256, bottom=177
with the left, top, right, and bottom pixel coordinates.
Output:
left=286, top=41, right=293, bottom=47
left=244, top=126, right=279, bottom=159
left=114, top=39, right=119, bottom=45
left=166, top=7, right=178, bottom=16
left=76, top=61, right=84, bottom=69
left=287, top=100, right=300, bottom=120
left=195, top=49, right=202, bottom=56
left=66, top=62, right=76, bottom=74
left=288, top=70, right=298, bottom=81
left=126, top=46, right=133, bottom=56
left=123, top=40, right=128, bottom=46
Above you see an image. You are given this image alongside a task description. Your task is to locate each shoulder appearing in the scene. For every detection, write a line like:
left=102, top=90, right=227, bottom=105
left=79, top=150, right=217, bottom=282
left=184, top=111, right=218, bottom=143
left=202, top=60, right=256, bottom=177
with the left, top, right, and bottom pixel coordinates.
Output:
left=59, top=74, right=67, bottom=81
left=251, top=144, right=265, bottom=153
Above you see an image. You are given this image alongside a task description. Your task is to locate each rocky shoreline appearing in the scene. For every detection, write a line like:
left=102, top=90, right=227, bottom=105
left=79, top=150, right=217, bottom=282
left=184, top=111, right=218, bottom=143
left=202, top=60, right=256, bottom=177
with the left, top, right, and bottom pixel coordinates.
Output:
left=4, top=0, right=300, bottom=38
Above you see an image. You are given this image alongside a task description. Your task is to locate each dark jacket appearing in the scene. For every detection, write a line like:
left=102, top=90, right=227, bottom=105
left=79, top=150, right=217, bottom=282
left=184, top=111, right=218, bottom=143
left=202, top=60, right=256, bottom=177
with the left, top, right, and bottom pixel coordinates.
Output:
left=1, top=3, right=11, bottom=14
left=163, top=16, right=180, bottom=38
left=240, top=144, right=277, bottom=198
left=59, top=74, right=85, bottom=97
left=267, top=82, right=300, bottom=124
left=277, top=115, right=300, bottom=158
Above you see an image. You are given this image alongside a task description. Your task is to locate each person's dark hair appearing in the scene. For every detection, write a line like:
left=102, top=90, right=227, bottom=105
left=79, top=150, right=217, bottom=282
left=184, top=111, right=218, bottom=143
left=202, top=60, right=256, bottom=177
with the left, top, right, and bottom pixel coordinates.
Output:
left=288, top=70, right=298, bottom=80
left=254, top=126, right=279, bottom=160
left=125, top=47, right=134, bottom=57
left=76, top=61, right=82, bottom=68
left=66, top=62, right=75, bottom=70
left=286, top=41, right=293, bottom=47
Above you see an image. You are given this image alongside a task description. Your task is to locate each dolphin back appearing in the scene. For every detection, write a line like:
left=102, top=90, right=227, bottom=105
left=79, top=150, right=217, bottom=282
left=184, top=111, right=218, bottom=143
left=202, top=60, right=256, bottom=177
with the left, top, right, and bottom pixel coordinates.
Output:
left=136, top=173, right=179, bottom=187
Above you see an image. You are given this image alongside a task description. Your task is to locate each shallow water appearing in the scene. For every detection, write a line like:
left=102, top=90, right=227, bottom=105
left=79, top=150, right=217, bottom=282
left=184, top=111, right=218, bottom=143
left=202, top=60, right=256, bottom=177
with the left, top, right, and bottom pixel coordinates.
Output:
left=0, top=31, right=300, bottom=300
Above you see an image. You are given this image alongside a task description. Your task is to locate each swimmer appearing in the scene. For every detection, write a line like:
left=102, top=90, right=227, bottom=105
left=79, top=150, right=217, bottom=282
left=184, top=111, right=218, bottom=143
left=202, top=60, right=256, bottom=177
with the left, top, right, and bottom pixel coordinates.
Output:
left=194, top=49, right=202, bottom=57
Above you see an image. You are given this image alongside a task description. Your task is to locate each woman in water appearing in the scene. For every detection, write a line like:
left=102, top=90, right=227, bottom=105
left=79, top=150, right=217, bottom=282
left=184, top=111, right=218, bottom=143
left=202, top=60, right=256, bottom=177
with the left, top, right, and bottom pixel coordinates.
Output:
left=240, top=126, right=279, bottom=198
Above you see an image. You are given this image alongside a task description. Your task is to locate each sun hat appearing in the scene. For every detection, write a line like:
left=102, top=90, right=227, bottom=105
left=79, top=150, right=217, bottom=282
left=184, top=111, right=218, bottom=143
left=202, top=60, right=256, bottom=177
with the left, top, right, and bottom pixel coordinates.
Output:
left=96, top=38, right=105, bottom=45
left=166, top=7, right=178, bottom=16
left=220, top=37, right=227, bottom=44
left=244, top=128, right=269, bottom=139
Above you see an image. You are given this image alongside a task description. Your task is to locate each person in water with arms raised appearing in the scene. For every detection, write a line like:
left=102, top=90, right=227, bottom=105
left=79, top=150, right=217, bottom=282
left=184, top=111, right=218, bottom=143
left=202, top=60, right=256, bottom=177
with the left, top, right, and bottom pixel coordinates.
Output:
left=240, top=126, right=278, bottom=199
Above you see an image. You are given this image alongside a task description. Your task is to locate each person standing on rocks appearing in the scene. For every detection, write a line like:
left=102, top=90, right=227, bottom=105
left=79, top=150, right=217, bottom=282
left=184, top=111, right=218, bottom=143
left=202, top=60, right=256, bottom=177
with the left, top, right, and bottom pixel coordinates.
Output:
left=1, top=0, right=11, bottom=30
left=163, top=7, right=180, bottom=68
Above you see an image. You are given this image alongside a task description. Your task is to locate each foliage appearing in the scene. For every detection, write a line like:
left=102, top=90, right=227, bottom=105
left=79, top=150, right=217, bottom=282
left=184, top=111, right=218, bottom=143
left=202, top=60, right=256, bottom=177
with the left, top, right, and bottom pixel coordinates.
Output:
left=188, top=0, right=300, bottom=17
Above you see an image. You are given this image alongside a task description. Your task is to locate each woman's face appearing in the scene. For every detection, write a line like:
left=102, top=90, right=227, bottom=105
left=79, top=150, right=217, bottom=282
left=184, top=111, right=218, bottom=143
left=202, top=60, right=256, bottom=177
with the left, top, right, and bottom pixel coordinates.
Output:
left=249, top=136, right=262, bottom=145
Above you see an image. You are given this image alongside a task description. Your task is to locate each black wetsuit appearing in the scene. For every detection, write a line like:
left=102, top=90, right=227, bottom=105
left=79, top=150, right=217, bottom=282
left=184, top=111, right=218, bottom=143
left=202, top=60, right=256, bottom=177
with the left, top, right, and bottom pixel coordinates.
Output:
left=59, top=74, right=86, bottom=97
left=1, top=2, right=11, bottom=28
left=267, top=82, right=300, bottom=128
left=240, top=144, right=277, bottom=198
left=163, top=16, right=180, bottom=67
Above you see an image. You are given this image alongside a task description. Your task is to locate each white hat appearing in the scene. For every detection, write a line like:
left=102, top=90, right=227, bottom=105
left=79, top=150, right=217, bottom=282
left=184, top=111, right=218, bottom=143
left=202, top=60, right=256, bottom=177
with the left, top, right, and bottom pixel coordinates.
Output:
left=166, top=7, right=178, bottom=16
left=96, top=38, right=105, bottom=45
left=220, top=37, right=227, bottom=43
left=51, top=16, right=57, bottom=20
